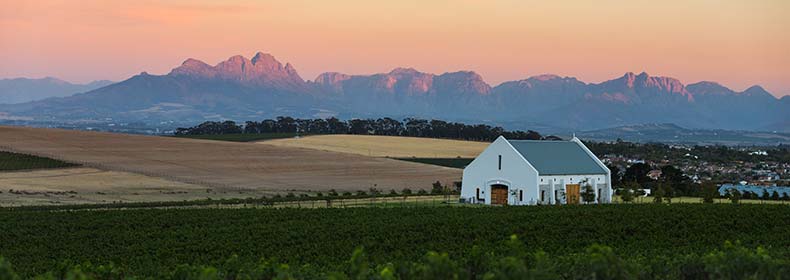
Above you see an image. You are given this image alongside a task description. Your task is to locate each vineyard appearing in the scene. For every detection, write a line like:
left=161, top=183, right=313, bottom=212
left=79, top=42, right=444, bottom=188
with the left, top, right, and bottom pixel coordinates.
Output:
left=1, top=204, right=788, bottom=278
left=0, top=151, right=78, bottom=171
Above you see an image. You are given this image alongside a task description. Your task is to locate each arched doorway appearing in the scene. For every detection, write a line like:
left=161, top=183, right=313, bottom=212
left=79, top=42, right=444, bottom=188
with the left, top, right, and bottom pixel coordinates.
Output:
left=490, top=184, right=508, bottom=205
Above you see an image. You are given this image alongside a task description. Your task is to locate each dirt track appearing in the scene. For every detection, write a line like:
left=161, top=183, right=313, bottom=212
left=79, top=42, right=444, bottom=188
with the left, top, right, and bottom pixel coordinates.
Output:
left=0, top=126, right=461, bottom=193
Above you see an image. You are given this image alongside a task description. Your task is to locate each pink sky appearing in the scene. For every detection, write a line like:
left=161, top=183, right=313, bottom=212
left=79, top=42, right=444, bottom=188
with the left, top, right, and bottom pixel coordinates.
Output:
left=1, top=0, right=788, bottom=96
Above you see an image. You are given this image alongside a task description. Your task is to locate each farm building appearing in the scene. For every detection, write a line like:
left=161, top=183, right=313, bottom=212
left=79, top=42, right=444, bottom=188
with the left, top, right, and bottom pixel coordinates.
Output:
left=461, top=136, right=612, bottom=205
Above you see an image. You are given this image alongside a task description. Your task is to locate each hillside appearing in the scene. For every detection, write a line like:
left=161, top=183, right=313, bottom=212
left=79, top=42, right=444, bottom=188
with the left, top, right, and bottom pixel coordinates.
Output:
left=262, top=134, right=487, bottom=158
left=0, top=126, right=460, bottom=200
left=579, top=123, right=790, bottom=145
left=0, top=77, right=113, bottom=104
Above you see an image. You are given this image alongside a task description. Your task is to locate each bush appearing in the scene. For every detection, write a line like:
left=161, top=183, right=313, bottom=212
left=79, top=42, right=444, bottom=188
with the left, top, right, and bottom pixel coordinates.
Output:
left=401, top=188, right=412, bottom=195
left=417, top=189, right=428, bottom=195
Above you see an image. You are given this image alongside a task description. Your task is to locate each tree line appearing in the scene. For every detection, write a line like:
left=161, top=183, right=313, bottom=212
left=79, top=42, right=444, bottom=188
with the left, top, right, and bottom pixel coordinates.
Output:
left=175, top=117, right=559, bottom=141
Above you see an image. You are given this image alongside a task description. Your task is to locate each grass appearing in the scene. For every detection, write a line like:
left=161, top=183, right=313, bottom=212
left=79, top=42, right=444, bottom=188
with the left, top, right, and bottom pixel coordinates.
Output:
left=0, top=151, right=78, bottom=171
left=174, top=132, right=299, bottom=142
left=394, top=157, right=474, bottom=168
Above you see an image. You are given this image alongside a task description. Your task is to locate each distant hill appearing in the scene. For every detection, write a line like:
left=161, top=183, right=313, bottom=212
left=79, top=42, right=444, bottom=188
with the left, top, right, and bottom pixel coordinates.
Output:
left=0, top=77, right=113, bottom=104
left=1, top=52, right=787, bottom=132
left=578, top=123, right=790, bottom=145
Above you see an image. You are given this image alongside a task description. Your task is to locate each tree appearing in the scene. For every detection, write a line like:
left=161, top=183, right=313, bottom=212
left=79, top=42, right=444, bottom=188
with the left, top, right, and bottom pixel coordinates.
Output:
left=770, top=191, right=780, bottom=201
left=607, top=164, right=623, bottom=188
left=761, top=189, right=770, bottom=200
left=431, top=181, right=444, bottom=194
left=782, top=192, right=789, bottom=202
left=623, top=163, right=651, bottom=184
left=581, top=183, right=596, bottom=204
left=620, top=181, right=637, bottom=203
left=663, top=184, right=675, bottom=204
left=728, top=189, right=741, bottom=204
left=700, top=182, right=719, bottom=203
left=652, top=184, right=665, bottom=204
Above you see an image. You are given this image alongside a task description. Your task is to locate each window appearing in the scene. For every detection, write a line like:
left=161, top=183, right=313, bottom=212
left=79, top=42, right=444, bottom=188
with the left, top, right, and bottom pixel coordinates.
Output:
left=498, top=155, right=502, bottom=170
left=476, top=188, right=481, bottom=200
left=540, top=190, right=545, bottom=201
left=519, top=190, right=523, bottom=201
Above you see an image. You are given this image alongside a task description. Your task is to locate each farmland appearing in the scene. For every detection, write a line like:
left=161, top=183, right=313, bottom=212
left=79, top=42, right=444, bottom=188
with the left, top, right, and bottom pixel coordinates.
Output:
left=0, top=204, right=788, bottom=278
left=0, top=151, right=78, bottom=171
left=0, top=126, right=460, bottom=206
left=0, top=168, right=218, bottom=206
left=263, top=134, right=487, bottom=158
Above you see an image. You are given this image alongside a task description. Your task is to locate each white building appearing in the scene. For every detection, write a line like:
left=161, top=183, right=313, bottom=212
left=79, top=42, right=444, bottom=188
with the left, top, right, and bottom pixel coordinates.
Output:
left=461, top=136, right=612, bottom=205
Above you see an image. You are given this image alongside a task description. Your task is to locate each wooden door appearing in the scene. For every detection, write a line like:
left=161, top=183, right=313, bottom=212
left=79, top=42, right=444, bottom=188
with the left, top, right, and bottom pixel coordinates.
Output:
left=566, top=184, right=580, bottom=205
left=490, top=185, right=508, bottom=205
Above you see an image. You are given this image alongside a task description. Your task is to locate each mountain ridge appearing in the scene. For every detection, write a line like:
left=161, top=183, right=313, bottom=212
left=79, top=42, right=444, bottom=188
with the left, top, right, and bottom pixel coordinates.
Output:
left=1, top=52, right=786, bottom=132
left=0, top=77, right=114, bottom=104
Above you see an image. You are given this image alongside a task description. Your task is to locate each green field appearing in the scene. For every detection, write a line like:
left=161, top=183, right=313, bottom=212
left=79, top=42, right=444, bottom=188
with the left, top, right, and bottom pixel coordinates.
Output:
left=394, top=157, right=474, bottom=169
left=173, top=132, right=300, bottom=142
left=0, top=151, right=78, bottom=171
left=1, top=204, right=788, bottom=279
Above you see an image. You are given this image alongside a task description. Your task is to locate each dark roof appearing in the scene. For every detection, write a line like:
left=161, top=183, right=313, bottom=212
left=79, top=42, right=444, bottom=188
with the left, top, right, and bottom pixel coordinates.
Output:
left=507, top=140, right=607, bottom=175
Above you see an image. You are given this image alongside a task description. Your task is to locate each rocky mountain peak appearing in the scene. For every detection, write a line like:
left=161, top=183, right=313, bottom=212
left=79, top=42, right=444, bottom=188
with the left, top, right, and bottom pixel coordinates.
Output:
left=168, top=52, right=305, bottom=88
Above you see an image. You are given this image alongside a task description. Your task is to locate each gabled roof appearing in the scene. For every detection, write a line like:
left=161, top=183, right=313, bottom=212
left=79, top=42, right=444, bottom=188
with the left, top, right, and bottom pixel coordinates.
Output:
left=507, top=139, right=606, bottom=175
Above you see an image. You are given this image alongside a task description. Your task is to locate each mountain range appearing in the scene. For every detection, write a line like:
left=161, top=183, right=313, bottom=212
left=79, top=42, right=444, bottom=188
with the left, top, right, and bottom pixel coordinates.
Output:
left=0, top=77, right=113, bottom=104
left=1, top=52, right=787, bottom=132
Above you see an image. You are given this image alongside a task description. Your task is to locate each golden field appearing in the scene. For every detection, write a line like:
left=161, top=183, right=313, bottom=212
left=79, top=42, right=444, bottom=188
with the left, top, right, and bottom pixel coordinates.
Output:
left=0, top=126, right=462, bottom=205
left=262, top=134, right=487, bottom=158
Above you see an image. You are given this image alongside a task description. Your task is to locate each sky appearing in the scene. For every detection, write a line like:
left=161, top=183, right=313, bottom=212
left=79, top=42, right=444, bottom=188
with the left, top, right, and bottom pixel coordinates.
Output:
left=1, top=0, right=788, bottom=97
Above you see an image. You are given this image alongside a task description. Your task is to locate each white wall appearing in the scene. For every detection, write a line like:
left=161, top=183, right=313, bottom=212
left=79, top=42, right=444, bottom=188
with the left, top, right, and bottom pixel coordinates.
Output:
left=537, top=174, right=610, bottom=204
left=461, top=136, right=539, bottom=205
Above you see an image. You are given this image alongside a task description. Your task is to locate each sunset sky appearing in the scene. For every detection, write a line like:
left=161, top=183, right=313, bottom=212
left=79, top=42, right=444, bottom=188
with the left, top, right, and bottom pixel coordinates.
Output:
left=1, top=0, right=788, bottom=96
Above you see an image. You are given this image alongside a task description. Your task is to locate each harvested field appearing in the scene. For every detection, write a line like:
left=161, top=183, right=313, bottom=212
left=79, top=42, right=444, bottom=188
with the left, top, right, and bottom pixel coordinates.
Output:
left=0, top=167, right=217, bottom=206
left=0, top=126, right=460, bottom=198
left=262, top=134, right=487, bottom=158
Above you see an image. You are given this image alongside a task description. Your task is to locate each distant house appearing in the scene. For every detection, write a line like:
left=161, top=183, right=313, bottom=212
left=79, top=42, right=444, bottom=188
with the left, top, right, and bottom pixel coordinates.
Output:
left=461, top=136, right=612, bottom=205
left=647, top=169, right=663, bottom=180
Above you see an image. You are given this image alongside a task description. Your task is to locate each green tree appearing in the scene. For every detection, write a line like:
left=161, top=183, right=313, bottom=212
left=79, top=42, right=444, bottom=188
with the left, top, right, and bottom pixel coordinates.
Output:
left=700, top=182, right=719, bottom=203
left=663, top=184, right=675, bottom=204
left=581, top=183, right=596, bottom=204
left=761, top=189, right=770, bottom=200
left=770, top=191, right=780, bottom=201
left=431, top=181, right=444, bottom=194
left=607, top=164, right=622, bottom=188
left=652, top=184, right=665, bottom=204
left=623, top=163, right=651, bottom=184
left=728, top=189, right=741, bottom=204
left=619, top=181, right=637, bottom=203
